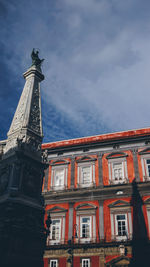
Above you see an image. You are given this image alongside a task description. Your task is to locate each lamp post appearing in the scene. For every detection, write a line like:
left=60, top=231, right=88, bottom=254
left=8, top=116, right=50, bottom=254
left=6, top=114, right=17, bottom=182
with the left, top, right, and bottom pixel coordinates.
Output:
left=67, top=224, right=78, bottom=267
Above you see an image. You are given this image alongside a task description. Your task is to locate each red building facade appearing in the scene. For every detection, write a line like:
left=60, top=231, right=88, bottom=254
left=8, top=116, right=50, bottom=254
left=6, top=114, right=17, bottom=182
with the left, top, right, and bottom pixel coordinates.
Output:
left=42, top=128, right=150, bottom=267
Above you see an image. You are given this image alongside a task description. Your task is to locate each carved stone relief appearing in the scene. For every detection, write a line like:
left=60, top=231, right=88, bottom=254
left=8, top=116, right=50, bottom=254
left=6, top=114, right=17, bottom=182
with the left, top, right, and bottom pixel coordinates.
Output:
left=28, top=81, right=42, bottom=135
left=22, top=163, right=41, bottom=198
left=9, top=78, right=34, bottom=134
left=0, top=164, right=10, bottom=195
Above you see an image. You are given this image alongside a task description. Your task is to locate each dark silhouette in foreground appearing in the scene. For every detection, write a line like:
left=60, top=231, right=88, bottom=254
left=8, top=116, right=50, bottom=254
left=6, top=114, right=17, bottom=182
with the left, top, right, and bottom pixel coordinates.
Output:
left=130, top=179, right=149, bottom=267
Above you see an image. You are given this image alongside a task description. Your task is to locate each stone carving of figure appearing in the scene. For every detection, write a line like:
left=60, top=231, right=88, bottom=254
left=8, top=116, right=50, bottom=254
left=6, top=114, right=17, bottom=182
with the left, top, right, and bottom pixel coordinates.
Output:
left=31, top=48, right=44, bottom=67
left=42, top=149, right=48, bottom=163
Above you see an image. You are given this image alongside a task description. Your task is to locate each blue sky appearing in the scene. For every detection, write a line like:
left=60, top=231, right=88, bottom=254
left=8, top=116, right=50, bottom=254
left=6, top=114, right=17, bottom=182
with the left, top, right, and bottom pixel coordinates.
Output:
left=1, top=0, right=150, bottom=143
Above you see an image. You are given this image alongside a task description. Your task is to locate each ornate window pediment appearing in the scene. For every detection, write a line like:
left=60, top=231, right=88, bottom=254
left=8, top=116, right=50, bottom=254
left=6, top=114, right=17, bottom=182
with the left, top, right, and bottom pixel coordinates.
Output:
left=106, top=151, right=128, bottom=159
left=47, top=206, right=68, bottom=214
left=50, top=159, right=70, bottom=166
left=75, top=203, right=97, bottom=211
left=139, top=147, right=150, bottom=155
left=144, top=198, right=150, bottom=205
left=76, top=156, right=97, bottom=163
left=108, top=200, right=130, bottom=208
left=106, top=256, right=130, bottom=266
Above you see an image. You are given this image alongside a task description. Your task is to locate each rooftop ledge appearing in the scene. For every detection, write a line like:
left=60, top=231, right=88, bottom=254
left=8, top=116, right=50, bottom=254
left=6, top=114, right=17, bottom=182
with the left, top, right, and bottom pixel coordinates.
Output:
left=42, top=127, right=150, bottom=149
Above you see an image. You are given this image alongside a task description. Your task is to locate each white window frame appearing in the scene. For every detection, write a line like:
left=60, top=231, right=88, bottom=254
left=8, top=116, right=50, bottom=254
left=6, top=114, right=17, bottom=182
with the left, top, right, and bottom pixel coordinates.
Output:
left=141, top=155, right=150, bottom=181
left=108, top=158, right=128, bottom=185
left=82, top=258, right=90, bottom=267
left=50, top=259, right=58, bottom=267
left=51, top=165, right=68, bottom=190
left=115, top=214, right=128, bottom=240
left=76, top=213, right=96, bottom=243
left=80, top=216, right=91, bottom=239
left=48, top=215, right=65, bottom=245
left=110, top=209, right=132, bottom=241
left=77, top=162, right=95, bottom=187
left=50, top=218, right=61, bottom=242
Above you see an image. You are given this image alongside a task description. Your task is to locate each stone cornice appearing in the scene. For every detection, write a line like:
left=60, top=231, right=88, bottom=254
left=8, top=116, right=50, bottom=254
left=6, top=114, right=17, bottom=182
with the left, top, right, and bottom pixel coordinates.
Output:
left=43, top=181, right=150, bottom=204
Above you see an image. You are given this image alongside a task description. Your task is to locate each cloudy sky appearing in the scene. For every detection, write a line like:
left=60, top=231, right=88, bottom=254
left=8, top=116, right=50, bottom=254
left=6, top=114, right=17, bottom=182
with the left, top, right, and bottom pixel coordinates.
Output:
left=0, top=0, right=150, bottom=143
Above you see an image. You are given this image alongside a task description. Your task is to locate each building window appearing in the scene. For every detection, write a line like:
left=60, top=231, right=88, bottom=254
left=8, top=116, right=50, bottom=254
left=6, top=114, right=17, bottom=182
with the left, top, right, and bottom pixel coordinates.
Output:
left=51, top=219, right=61, bottom=241
left=75, top=203, right=97, bottom=243
left=109, top=200, right=132, bottom=241
left=47, top=215, right=65, bottom=245
left=77, top=162, right=95, bottom=187
left=51, top=165, right=68, bottom=190
left=50, top=260, right=58, bottom=267
left=82, top=259, right=90, bottom=267
left=76, top=214, right=96, bottom=243
left=108, top=159, right=128, bottom=184
left=110, top=210, right=132, bottom=241
left=115, top=214, right=127, bottom=238
left=81, top=217, right=91, bottom=238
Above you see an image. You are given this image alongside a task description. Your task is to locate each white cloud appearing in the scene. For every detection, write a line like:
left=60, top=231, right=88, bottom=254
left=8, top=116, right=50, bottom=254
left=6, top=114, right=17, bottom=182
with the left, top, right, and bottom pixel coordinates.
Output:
left=1, top=0, right=150, bottom=141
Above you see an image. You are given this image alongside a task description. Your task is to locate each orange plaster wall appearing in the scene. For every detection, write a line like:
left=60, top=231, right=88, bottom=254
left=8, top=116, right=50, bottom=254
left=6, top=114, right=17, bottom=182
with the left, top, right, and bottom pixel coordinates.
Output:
left=45, top=203, right=69, bottom=241
left=102, top=155, right=109, bottom=186
left=103, top=198, right=131, bottom=241
left=47, top=164, right=51, bottom=191
left=126, top=151, right=135, bottom=183
left=102, top=151, right=135, bottom=185
left=43, top=258, right=48, bottom=267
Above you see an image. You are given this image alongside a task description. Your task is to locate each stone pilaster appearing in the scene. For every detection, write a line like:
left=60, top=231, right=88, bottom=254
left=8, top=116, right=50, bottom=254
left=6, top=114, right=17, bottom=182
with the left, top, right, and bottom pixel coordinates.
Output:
left=98, top=153, right=103, bottom=186
left=70, top=157, right=75, bottom=188
left=99, top=200, right=104, bottom=240
left=68, top=202, right=74, bottom=240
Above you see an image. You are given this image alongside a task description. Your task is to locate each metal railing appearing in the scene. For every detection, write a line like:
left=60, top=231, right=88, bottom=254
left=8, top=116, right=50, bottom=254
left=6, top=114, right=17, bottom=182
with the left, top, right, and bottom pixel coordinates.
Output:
left=46, top=235, right=132, bottom=246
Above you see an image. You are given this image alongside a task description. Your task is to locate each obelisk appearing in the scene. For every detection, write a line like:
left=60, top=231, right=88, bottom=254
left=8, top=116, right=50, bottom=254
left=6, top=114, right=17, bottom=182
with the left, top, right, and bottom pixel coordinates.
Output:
left=0, top=49, right=46, bottom=267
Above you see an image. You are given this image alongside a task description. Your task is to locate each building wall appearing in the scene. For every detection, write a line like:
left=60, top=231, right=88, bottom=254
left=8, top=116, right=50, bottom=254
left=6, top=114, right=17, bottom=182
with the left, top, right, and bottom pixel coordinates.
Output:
left=42, top=128, right=150, bottom=266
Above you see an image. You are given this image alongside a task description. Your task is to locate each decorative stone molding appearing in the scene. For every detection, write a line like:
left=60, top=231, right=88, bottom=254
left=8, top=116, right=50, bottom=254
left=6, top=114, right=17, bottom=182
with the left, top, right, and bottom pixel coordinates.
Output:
left=108, top=199, right=130, bottom=208
left=76, top=156, right=97, bottom=163
left=106, top=151, right=128, bottom=159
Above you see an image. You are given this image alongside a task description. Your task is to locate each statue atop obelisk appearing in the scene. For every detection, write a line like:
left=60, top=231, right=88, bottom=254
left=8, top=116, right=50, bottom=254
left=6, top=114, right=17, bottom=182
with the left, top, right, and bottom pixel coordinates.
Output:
left=0, top=50, right=47, bottom=267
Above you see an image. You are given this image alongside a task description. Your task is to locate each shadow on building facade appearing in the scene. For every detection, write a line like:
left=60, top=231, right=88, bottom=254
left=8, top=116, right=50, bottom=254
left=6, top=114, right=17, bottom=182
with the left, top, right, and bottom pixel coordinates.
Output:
left=129, top=179, right=149, bottom=267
